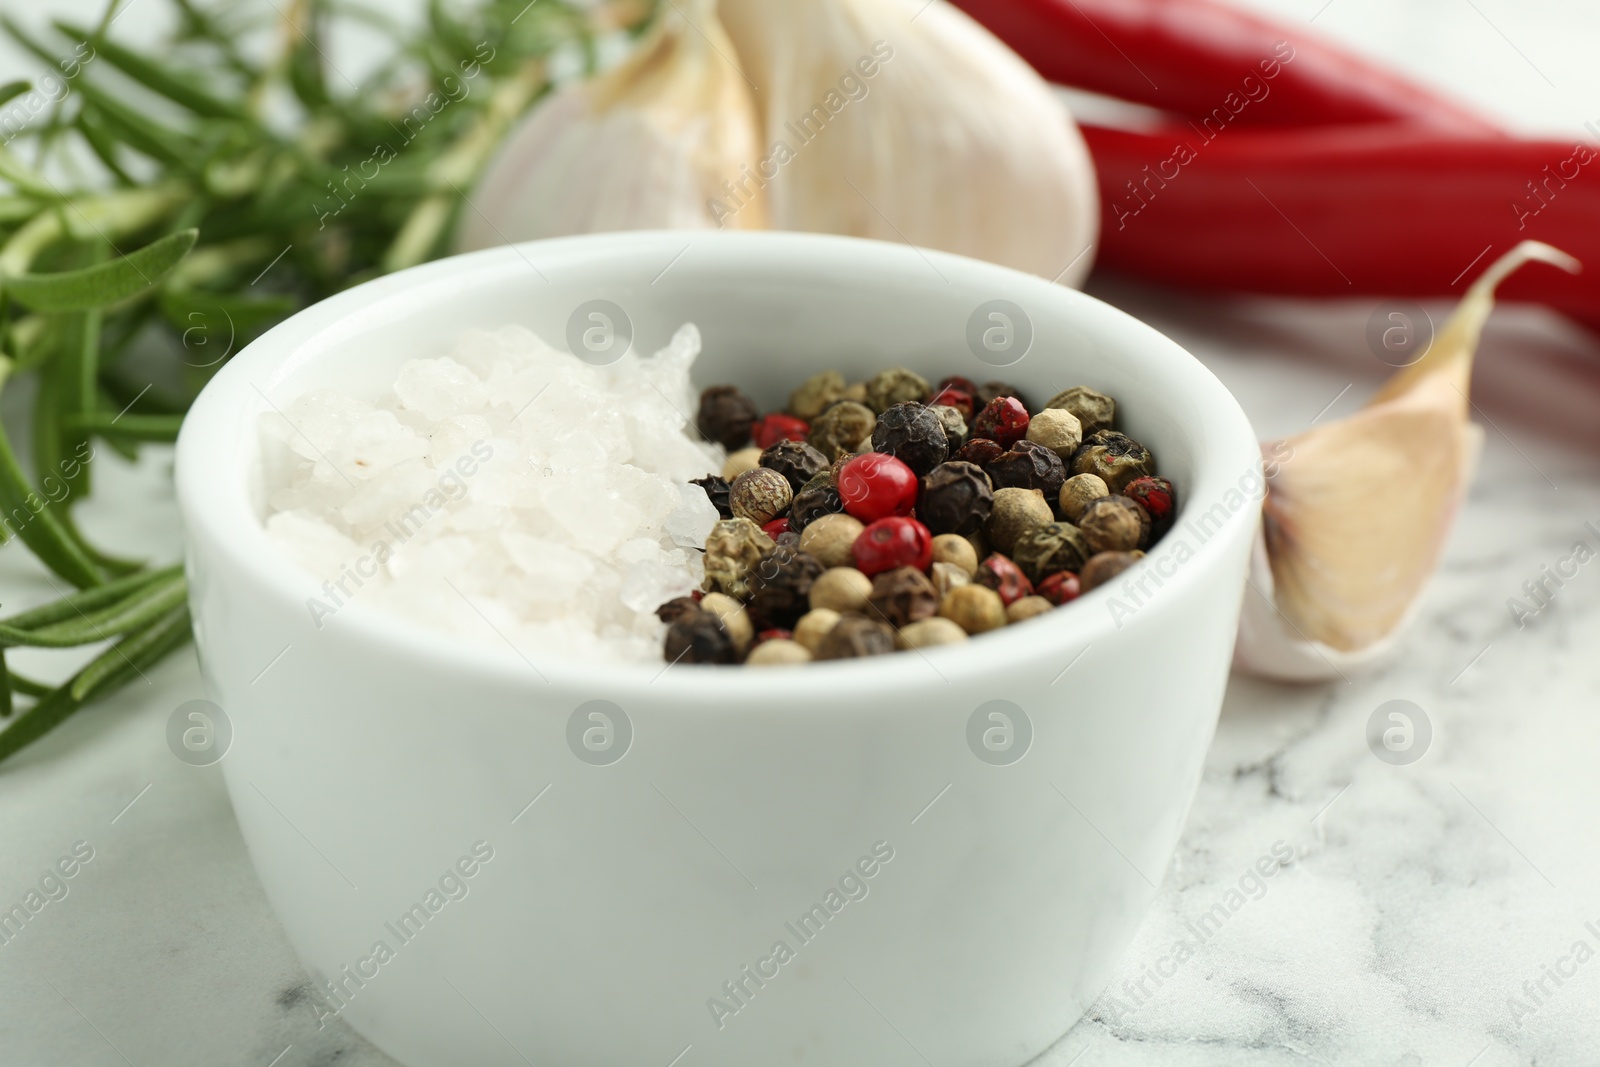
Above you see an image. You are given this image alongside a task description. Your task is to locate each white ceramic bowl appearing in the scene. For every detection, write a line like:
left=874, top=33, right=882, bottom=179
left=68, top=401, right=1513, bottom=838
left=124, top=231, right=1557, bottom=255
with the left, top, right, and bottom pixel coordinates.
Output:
left=175, top=231, right=1259, bottom=1067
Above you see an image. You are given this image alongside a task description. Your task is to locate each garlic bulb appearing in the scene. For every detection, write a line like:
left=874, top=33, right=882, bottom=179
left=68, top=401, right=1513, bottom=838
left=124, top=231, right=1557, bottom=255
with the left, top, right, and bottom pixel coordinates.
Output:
left=456, top=0, right=765, bottom=250
left=715, top=0, right=1100, bottom=286
left=1235, top=241, right=1581, bottom=681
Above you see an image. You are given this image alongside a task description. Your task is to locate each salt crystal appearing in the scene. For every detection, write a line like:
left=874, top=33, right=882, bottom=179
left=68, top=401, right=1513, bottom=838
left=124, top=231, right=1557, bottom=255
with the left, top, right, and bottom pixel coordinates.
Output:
left=262, top=323, right=721, bottom=664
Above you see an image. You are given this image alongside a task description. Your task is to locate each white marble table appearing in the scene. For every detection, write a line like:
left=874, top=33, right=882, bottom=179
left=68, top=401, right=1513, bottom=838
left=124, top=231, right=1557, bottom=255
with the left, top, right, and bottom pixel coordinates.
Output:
left=2, top=2, right=1598, bottom=1065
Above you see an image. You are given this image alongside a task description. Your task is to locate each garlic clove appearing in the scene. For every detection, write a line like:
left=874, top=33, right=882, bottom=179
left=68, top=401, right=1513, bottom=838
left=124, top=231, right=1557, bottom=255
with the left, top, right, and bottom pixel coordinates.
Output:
left=1236, top=241, right=1580, bottom=681
left=456, top=0, right=765, bottom=251
left=715, top=0, right=1100, bottom=286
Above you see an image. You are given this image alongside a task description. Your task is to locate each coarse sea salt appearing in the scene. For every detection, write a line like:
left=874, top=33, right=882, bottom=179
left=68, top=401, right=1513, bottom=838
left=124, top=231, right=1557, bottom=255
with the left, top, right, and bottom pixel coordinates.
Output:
left=260, top=323, right=724, bottom=663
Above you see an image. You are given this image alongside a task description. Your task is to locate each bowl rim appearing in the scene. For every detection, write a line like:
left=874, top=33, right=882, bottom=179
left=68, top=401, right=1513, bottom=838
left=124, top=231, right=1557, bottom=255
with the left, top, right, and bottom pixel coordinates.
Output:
left=175, top=229, right=1261, bottom=699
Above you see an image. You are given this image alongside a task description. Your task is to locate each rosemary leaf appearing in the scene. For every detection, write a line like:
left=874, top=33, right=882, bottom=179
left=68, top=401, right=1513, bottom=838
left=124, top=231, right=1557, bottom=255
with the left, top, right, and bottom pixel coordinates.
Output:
left=0, top=418, right=103, bottom=588
left=71, top=603, right=191, bottom=702
left=66, top=412, right=183, bottom=442
left=54, top=21, right=251, bottom=122
left=13, top=569, right=186, bottom=647
left=3, top=229, right=198, bottom=312
left=0, top=562, right=180, bottom=630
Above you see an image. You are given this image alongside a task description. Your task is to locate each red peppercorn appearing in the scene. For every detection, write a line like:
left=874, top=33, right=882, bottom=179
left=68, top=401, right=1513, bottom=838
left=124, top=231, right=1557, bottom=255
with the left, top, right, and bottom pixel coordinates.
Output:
left=852, top=517, right=934, bottom=577
left=935, top=374, right=980, bottom=397
left=756, top=628, right=793, bottom=644
left=762, top=517, right=792, bottom=540
left=837, top=452, right=918, bottom=522
left=752, top=413, right=811, bottom=450
left=971, top=396, right=1030, bottom=447
left=928, top=385, right=975, bottom=422
left=975, top=553, right=1034, bottom=606
left=1124, top=475, right=1176, bottom=535
left=1035, top=571, right=1082, bottom=606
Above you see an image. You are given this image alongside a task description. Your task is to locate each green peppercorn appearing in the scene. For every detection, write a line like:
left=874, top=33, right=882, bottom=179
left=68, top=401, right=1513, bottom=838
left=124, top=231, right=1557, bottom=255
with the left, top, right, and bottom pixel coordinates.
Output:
left=1011, top=522, right=1091, bottom=583
left=864, top=367, right=931, bottom=413
left=1045, top=386, right=1115, bottom=437
left=809, top=400, right=877, bottom=461
left=1078, top=495, right=1151, bottom=553
left=729, top=467, right=793, bottom=525
left=872, top=401, right=949, bottom=476
left=931, top=404, right=968, bottom=450
left=760, top=439, right=829, bottom=492
left=815, top=613, right=897, bottom=659
left=703, top=517, right=775, bottom=599
left=1069, top=430, right=1154, bottom=493
left=867, top=566, right=940, bottom=628
left=697, top=385, right=760, bottom=449
left=789, top=370, right=848, bottom=419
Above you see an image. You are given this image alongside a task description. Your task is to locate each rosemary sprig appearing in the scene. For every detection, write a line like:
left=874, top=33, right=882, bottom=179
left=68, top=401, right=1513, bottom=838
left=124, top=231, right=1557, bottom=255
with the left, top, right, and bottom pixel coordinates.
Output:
left=0, top=0, right=644, bottom=764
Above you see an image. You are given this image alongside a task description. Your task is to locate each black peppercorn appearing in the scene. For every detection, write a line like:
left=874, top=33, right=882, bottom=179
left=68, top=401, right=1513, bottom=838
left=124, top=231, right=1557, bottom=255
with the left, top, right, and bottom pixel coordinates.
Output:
left=814, top=613, right=897, bottom=659
left=918, top=461, right=994, bottom=537
left=690, top=475, right=733, bottom=519
left=656, top=596, right=702, bottom=625
left=871, top=401, right=950, bottom=477
left=952, top=437, right=1004, bottom=467
left=696, top=385, right=760, bottom=449
left=760, top=439, right=829, bottom=492
left=1070, top=430, right=1155, bottom=493
left=977, top=380, right=1032, bottom=413
left=985, top=439, right=1067, bottom=500
left=790, top=473, right=845, bottom=532
left=664, top=609, right=738, bottom=664
left=746, top=548, right=825, bottom=629
left=1011, top=522, right=1091, bottom=584
left=867, top=566, right=940, bottom=628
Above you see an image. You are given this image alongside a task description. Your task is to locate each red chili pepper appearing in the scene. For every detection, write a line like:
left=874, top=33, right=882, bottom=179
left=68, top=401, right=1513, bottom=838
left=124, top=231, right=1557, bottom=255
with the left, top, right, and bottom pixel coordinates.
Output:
left=953, top=0, right=1500, bottom=134
left=1081, top=123, right=1599, bottom=323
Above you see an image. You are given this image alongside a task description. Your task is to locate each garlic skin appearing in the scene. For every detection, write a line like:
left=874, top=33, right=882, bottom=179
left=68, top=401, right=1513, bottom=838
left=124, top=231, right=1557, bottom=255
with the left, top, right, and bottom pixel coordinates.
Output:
left=456, top=0, right=765, bottom=251
left=1235, top=241, right=1580, bottom=681
left=715, top=0, right=1100, bottom=286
